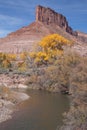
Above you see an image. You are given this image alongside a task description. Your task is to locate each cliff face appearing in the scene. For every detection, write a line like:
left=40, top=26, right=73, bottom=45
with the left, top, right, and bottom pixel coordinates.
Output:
left=0, top=5, right=87, bottom=54
left=36, top=5, right=77, bottom=36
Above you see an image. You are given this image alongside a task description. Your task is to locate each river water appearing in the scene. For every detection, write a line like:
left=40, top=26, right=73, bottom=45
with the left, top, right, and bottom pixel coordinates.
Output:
left=0, top=90, right=70, bottom=130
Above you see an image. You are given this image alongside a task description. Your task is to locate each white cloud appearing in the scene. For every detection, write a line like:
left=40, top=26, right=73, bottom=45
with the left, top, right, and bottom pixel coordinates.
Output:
left=0, top=14, right=24, bottom=26
left=0, top=14, right=25, bottom=38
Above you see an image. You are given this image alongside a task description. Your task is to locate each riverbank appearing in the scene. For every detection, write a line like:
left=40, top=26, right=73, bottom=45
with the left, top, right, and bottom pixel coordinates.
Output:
left=0, top=71, right=59, bottom=124
left=0, top=99, right=14, bottom=123
left=0, top=73, right=29, bottom=88
left=0, top=84, right=29, bottom=123
left=0, top=60, right=87, bottom=130
left=0, top=71, right=66, bottom=124
left=0, top=72, right=62, bottom=92
left=0, top=90, right=70, bottom=130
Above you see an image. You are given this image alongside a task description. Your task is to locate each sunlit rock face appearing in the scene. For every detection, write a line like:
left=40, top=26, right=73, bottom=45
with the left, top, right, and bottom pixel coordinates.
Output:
left=0, top=5, right=87, bottom=54
left=36, top=5, right=77, bottom=36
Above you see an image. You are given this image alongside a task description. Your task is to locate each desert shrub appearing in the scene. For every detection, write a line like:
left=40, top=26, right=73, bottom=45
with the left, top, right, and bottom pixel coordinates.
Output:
left=40, top=49, right=82, bottom=91
left=69, top=56, right=87, bottom=94
left=17, top=61, right=27, bottom=72
left=60, top=56, right=87, bottom=130
left=20, top=52, right=29, bottom=60
left=0, top=53, right=17, bottom=69
left=28, top=48, right=83, bottom=92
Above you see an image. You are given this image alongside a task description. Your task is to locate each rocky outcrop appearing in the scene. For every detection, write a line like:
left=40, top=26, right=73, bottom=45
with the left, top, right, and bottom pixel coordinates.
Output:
left=36, top=5, right=77, bottom=36
left=0, top=5, right=87, bottom=54
left=76, top=31, right=87, bottom=43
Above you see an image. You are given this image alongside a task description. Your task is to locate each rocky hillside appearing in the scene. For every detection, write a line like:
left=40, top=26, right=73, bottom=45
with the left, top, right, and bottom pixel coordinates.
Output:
left=0, top=5, right=87, bottom=54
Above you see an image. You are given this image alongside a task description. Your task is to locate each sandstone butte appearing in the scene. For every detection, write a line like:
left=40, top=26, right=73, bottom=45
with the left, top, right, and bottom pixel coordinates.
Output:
left=0, top=5, right=87, bottom=54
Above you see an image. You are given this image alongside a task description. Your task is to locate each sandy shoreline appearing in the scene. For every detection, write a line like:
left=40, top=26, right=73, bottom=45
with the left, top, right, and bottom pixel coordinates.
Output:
left=0, top=73, right=30, bottom=123
left=0, top=90, right=29, bottom=123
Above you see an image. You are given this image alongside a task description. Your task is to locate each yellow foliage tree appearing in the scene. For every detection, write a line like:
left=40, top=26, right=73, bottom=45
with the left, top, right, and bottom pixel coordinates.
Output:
left=7, top=54, right=16, bottom=61
left=20, top=52, right=28, bottom=60
left=39, top=34, right=72, bottom=53
left=2, top=59, right=11, bottom=68
left=0, top=53, right=17, bottom=68
left=30, top=34, right=72, bottom=65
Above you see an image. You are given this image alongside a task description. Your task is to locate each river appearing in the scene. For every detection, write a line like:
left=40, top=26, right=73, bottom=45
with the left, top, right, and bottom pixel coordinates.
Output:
left=0, top=90, right=70, bottom=130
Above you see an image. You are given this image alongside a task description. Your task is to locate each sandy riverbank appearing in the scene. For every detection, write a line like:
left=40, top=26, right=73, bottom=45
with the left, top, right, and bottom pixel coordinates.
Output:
left=0, top=89, right=29, bottom=123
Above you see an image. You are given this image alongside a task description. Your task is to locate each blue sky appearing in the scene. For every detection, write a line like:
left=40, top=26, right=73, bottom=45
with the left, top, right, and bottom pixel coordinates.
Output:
left=0, top=0, right=87, bottom=37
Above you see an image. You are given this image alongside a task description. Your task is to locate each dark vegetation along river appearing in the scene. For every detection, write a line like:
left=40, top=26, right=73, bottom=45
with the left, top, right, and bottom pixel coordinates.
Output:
left=0, top=90, right=70, bottom=130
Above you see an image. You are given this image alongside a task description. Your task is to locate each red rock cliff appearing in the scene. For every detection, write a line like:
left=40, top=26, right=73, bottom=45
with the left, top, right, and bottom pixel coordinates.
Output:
left=36, top=5, right=77, bottom=36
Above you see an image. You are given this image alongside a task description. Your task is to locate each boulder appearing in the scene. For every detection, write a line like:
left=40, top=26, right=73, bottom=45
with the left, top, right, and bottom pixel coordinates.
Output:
left=17, top=84, right=28, bottom=89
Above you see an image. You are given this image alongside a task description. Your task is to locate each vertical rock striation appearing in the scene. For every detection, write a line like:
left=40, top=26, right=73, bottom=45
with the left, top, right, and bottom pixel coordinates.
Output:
left=36, top=5, right=77, bottom=36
